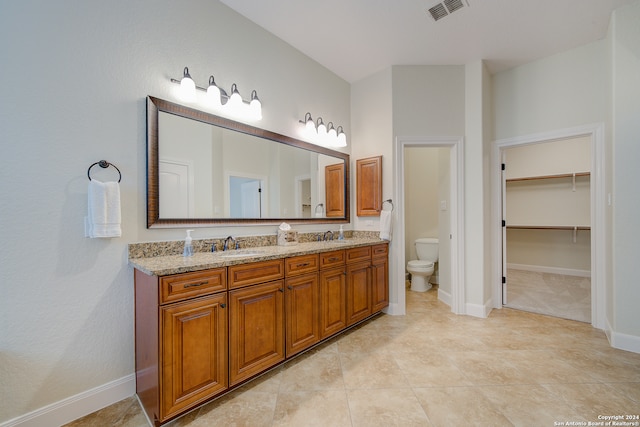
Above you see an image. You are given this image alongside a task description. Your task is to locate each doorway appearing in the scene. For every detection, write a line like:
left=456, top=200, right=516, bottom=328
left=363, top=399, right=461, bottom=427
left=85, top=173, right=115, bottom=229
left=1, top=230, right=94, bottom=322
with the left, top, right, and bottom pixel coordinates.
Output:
left=228, top=174, right=266, bottom=218
left=492, top=123, right=606, bottom=329
left=501, top=137, right=592, bottom=323
left=392, top=136, right=465, bottom=316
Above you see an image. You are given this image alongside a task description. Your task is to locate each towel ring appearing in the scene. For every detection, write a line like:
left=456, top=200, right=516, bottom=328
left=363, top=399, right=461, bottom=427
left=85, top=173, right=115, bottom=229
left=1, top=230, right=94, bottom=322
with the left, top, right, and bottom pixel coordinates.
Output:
left=87, top=160, right=122, bottom=183
left=381, top=199, right=394, bottom=211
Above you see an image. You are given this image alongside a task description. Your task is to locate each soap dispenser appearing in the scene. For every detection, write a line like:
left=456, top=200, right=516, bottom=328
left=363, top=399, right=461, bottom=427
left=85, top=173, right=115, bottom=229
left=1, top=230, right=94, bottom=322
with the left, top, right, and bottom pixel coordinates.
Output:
left=183, top=229, right=194, bottom=257
left=338, top=225, right=344, bottom=240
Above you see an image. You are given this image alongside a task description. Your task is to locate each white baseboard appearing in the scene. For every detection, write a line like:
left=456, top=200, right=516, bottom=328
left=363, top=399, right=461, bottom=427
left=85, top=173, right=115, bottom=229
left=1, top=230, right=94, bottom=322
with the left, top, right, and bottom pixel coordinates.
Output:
left=507, top=263, right=590, bottom=278
left=437, top=288, right=452, bottom=307
left=1, top=374, right=135, bottom=427
left=383, top=301, right=404, bottom=316
left=466, top=298, right=492, bottom=318
left=605, top=318, right=640, bottom=354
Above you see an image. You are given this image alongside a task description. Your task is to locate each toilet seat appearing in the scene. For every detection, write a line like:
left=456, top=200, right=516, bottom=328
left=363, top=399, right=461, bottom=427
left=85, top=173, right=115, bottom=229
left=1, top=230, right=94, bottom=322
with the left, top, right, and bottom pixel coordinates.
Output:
left=407, top=260, right=434, bottom=271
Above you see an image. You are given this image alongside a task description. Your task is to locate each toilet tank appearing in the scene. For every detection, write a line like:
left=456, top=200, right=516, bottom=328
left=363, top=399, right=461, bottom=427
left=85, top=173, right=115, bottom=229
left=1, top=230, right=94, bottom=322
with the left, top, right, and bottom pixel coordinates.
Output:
left=415, top=238, right=439, bottom=261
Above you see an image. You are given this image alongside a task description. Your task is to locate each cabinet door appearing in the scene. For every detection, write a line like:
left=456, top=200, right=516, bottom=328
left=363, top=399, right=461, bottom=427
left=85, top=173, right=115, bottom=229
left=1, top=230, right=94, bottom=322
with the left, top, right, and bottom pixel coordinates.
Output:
left=229, top=280, right=285, bottom=386
left=346, top=261, right=372, bottom=326
left=285, top=273, right=320, bottom=357
left=371, top=256, right=389, bottom=312
left=319, top=266, right=347, bottom=339
left=356, top=155, right=382, bottom=216
left=160, top=293, right=228, bottom=420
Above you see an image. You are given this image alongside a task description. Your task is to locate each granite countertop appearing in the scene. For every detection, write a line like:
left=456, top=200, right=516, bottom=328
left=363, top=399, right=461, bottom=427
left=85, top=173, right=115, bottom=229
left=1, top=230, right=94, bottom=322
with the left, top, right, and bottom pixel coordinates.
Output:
left=129, top=238, right=386, bottom=276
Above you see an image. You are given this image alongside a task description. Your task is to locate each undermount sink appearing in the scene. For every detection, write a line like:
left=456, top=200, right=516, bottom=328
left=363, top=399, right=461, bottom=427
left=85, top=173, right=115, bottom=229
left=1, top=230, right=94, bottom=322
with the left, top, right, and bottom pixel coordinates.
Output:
left=219, top=250, right=264, bottom=258
left=327, top=240, right=350, bottom=244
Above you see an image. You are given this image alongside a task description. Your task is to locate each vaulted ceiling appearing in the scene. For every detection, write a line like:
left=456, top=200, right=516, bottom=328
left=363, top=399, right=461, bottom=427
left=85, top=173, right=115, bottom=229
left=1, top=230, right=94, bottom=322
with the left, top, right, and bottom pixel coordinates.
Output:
left=221, top=0, right=633, bottom=82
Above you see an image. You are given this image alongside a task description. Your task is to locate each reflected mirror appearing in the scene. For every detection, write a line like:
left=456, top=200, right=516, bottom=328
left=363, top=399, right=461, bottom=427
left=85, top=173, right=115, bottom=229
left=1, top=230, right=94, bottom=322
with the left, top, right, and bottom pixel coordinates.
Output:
left=147, top=96, right=350, bottom=227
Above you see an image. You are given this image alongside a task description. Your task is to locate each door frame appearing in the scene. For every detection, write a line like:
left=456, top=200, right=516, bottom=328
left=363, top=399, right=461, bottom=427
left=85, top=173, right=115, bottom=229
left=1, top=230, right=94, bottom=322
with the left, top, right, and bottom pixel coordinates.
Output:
left=391, top=136, right=465, bottom=315
left=491, top=123, right=606, bottom=329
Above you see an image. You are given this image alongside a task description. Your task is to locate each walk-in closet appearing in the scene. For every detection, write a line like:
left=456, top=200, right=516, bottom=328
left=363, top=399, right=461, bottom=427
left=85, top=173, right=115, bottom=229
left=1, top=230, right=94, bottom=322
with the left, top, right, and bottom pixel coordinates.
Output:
left=503, top=136, right=591, bottom=322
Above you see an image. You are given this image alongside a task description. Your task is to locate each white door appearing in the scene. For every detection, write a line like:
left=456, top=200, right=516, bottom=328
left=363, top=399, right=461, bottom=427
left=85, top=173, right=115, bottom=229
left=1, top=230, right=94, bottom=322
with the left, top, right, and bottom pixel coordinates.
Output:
left=159, top=160, right=192, bottom=218
left=230, top=176, right=262, bottom=218
left=240, top=179, right=261, bottom=217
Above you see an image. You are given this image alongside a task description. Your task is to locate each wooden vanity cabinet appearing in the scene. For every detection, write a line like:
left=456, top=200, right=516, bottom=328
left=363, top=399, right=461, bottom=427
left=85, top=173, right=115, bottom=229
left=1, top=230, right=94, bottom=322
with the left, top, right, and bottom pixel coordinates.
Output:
left=134, top=243, right=388, bottom=425
left=134, top=268, right=228, bottom=425
left=228, top=259, right=285, bottom=386
left=345, top=244, right=390, bottom=325
left=345, top=246, right=373, bottom=326
left=319, top=250, right=347, bottom=339
left=285, top=254, right=320, bottom=357
left=371, top=244, right=390, bottom=312
left=160, top=293, right=228, bottom=419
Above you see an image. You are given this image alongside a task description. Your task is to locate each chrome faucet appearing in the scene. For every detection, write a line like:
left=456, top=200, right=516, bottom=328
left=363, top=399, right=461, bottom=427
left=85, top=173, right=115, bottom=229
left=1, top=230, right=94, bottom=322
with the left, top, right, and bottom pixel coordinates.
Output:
left=323, top=230, right=334, bottom=241
left=223, top=236, right=236, bottom=251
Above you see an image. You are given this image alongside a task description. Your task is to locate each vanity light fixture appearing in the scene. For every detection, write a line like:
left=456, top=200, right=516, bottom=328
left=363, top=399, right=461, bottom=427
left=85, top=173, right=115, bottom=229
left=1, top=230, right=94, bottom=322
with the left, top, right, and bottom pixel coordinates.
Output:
left=298, top=112, right=347, bottom=147
left=170, top=66, right=262, bottom=120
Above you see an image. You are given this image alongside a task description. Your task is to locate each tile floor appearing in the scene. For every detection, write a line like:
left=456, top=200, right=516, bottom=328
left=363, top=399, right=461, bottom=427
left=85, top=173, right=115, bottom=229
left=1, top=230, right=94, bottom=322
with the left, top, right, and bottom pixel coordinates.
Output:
left=65, top=288, right=640, bottom=427
left=505, top=269, right=592, bottom=323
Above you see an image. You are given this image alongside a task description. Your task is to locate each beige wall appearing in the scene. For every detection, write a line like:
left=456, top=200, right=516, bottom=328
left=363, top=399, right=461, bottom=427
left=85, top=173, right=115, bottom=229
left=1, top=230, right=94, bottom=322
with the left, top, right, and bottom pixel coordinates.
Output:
left=404, top=147, right=440, bottom=262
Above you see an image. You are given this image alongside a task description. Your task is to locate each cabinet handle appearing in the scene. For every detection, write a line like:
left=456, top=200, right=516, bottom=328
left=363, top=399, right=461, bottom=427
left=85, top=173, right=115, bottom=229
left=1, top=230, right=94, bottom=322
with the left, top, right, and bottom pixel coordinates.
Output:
left=296, top=262, right=310, bottom=267
left=328, top=257, right=340, bottom=262
left=184, top=281, right=208, bottom=288
left=278, top=288, right=284, bottom=293
left=287, top=286, right=293, bottom=290
left=220, top=303, right=226, bottom=309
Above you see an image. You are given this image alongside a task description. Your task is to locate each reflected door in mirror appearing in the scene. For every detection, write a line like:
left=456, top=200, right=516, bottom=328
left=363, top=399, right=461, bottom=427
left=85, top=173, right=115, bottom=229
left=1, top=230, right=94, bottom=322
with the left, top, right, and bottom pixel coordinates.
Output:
left=325, top=163, right=345, bottom=217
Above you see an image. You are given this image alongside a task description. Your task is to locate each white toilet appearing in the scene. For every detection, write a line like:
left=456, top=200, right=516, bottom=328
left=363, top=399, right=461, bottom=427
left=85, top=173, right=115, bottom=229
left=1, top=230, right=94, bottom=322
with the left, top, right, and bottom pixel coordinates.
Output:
left=407, top=238, right=439, bottom=292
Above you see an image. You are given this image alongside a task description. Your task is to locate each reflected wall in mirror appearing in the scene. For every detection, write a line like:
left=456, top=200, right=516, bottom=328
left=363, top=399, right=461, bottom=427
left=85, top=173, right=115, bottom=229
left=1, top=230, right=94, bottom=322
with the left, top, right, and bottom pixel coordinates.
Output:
left=147, top=96, right=350, bottom=227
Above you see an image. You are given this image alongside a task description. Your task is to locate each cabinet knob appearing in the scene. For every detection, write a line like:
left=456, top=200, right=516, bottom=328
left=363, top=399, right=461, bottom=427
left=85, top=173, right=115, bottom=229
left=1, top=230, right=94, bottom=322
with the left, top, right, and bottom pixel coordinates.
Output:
left=278, top=288, right=284, bottom=293
left=220, top=303, right=226, bottom=309
left=287, top=286, right=293, bottom=290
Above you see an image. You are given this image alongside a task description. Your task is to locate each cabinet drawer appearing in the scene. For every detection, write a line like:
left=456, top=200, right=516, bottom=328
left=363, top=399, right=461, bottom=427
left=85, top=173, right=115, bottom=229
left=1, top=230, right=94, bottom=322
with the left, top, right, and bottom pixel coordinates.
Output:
left=285, top=254, right=319, bottom=276
left=228, top=259, right=284, bottom=289
left=372, top=243, right=388, bottom=258
left=346, top=246, right=372, bottom=264
left=320, top=250, right=345, bottom=269
left=160, top=268, right=226, bottom=304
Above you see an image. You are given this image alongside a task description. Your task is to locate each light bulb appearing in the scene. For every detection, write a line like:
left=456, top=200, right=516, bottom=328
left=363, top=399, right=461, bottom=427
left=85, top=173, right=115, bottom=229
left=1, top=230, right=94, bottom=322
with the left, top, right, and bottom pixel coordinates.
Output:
left=207, top=75, right=221, bottom=107
left=316, top=118, right=327, bottom=145
left=336, top=126, right=347, bottom=147
left=180, top=67, right=196, bottom=102
left=327, top=122, right=337, bottom=146
left=249, top=90, right=262, bottom=120
left=227, top=83, right=243, bottom=115
left=302, top=113, right=316, bottom=139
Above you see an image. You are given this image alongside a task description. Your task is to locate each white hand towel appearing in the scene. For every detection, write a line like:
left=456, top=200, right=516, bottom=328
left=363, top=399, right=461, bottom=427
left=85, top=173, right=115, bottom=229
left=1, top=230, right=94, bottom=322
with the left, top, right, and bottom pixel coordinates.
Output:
left=86, top=179, right=121, bottom=238
left=379, top=210, right=392, bottom=241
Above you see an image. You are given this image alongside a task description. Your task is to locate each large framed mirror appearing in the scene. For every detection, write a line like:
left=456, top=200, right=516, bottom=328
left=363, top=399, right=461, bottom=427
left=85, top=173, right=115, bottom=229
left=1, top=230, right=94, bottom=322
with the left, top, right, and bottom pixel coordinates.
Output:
left=147, top=96, right=350, bottom=228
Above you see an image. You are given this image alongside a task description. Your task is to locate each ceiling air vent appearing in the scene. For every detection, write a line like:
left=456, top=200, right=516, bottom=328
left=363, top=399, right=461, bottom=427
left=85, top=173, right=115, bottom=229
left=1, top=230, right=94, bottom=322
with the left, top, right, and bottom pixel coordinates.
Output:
left=428, top=3, right=448, bottom=21
left=427, top=0, right=468, bottom=21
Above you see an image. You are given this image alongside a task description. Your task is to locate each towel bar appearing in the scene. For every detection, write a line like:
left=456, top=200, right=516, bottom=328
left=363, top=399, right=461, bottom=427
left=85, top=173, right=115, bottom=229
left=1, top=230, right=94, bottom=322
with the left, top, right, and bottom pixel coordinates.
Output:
left=381, top=199, right=394, bottom=211
left=88, top=160, right=121, bottom=183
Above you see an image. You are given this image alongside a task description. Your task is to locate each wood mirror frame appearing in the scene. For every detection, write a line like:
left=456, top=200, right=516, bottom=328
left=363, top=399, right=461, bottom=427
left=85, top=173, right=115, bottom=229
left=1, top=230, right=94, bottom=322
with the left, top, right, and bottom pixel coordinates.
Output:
left=146, top=96, right=350, bottom=228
